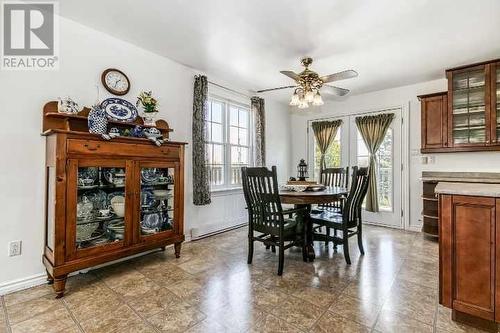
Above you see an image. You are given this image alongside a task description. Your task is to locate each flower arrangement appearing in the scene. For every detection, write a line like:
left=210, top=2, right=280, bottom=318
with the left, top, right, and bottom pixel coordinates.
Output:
left=136, top=91, right=159, bottom=113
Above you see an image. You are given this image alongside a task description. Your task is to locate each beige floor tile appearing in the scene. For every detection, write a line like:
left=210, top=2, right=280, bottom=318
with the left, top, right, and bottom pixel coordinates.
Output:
left=328, top=294, right=381, bottom=327
left=291, top=285, right=340, bottom=308
left=9, top=307, right=76, bottom=333
left=146, top=302, right=206, bottom=333
left=248, top=313, right=304, bottom=333
left=65, top=285, right=123, bottom=323
left=109, top=321, right=157, bottom=333
left=127, top=285, right=182, bottom=317
left=6, top=294, right=64, bottom=325
left=79, top=303, right=142, bottom=333
left=186, top=319, right=234, bottom=333
left=268, top=294, right=324, bottom=331
left=3, top=284, right=53, bottom=307
left=374, top=308, right=434, bottom=333
left=310, top=312, right=370, bottom=333
left=206, top=301, right=271, bottom=333
left=435, top=305, right=489, bottom=333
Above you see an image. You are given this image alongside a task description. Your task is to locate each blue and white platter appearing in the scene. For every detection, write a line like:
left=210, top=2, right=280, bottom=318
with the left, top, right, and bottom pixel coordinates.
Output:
left=101, top=98, right=138, bottom=122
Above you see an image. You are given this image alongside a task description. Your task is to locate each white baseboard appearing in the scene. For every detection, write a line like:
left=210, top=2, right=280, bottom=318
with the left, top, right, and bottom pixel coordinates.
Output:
left=0, top=273, right=48, bottom=296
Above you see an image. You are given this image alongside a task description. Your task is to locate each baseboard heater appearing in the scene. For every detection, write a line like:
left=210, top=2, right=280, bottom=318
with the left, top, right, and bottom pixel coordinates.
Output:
left=190, top=222, right=247, bottom=241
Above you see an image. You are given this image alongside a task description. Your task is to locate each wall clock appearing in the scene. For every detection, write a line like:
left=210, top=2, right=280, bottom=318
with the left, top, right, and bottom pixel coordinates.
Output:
left=101, top=68, right=130, bottom=96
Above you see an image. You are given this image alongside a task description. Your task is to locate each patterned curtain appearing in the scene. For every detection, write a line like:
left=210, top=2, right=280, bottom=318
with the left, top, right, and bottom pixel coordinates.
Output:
left=192, top=75, right=211, bottom=205
left=355, top=113, right=394, bottom=212
left=311, top=120, right=342, bottom=174
left=251, top=97, right=266, bottom=166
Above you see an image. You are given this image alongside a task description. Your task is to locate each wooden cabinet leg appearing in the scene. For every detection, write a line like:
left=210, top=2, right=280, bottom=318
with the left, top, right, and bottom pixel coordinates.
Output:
left=53, top=275, right=67, bottom=299
left=46, top=269, right=54, bottom=285
left=174, top=242, right=182, bottom=258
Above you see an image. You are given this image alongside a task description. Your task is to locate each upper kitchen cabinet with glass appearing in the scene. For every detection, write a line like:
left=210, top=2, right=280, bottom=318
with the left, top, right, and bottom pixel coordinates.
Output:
left=420, top=59, right=500, bottom=153
left=447, top=63, right=490, bottom=147
left=41, top=101, right=186, bottom=298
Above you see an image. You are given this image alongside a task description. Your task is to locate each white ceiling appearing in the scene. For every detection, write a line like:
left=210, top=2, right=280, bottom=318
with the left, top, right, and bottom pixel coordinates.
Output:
left=60, top=0, right=500, bottom=102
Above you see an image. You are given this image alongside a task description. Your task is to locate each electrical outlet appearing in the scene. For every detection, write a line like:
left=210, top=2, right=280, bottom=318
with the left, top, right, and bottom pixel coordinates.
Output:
left=9, top=240, right=22, bottom=257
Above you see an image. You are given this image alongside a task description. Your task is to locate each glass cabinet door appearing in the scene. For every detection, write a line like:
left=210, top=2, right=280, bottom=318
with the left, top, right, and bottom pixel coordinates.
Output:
left=495, top=64, right=500, bottom=141
left=69, top=160, right=130, bottom=255
left=451, top=68, right=487, bottom=145
left=139, top=165, right=176, bottom=238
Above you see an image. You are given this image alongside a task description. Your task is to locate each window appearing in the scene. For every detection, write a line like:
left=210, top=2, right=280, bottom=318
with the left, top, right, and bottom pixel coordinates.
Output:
left=313, top=128, right=341, bottom=177
left=205, top=97, right=252, bottom=189
left=356, top=127, right=393, bottom=211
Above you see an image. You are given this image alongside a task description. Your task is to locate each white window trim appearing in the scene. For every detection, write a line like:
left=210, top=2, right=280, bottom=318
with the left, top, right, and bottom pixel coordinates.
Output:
left=207, top=94, right=254, bottom=192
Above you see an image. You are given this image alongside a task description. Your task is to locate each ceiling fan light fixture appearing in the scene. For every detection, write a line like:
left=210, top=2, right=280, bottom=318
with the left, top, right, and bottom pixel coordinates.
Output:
left=305, top=89, right=315, bottom=103
left=298, top=98, right=309, bottom=109
left=289, top=91, right=300, bottom=106
left=312, top=91, right=324, bottom=106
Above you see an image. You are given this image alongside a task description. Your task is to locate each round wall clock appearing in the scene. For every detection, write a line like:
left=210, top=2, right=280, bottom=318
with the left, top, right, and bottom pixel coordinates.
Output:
left=101, top=68, right=130, bottom=96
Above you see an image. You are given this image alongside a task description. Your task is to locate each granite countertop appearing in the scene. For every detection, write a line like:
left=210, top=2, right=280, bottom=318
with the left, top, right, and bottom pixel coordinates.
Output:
left=435, top=182, right=500, bottom=197
left=421, top=171, right=500, bottom=183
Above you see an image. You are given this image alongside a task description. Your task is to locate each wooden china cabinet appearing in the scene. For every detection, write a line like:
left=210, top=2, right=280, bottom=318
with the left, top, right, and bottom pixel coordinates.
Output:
left=42, top=101, right=187, bottom=298
left=420, top=58, right=500, bottom=153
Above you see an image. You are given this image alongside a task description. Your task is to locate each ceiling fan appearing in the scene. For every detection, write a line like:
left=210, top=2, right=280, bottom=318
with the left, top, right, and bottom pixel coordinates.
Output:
left=257, top=57, right=358, bottom=108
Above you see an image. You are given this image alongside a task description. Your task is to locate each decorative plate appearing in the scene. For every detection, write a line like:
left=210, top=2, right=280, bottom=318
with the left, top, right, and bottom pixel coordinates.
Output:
left=101, top=98, right=138, bottom=122
left=141, top=168, right=160, bottom=184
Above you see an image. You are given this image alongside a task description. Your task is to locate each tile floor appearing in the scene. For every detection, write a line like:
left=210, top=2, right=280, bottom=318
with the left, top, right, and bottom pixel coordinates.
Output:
left=0, top=225, right=488, bottom=333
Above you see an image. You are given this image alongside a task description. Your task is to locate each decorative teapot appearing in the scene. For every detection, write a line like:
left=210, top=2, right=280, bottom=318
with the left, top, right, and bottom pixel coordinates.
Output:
left=58, top=97, right=82, bottom=114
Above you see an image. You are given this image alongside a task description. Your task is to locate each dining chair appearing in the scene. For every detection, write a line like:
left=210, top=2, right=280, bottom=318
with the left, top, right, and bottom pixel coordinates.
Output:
left=310, top=166, right=369, bottom=264
left=312, top=167, right=349, bottom=246
left=242, top=166, right=307, bottom=275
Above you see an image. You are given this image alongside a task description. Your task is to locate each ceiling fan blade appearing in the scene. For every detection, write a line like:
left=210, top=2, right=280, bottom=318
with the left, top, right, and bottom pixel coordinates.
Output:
left=322, top=85, right=350, bottom=97
left=320, top=70, right=358, bottom=83
left=280, top=70, right=300, bottom=81
left=256, top=85, right=297, bottom=93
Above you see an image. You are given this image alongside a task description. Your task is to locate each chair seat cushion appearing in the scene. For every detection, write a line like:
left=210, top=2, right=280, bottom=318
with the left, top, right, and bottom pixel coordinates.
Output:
left=310, top=211, right=357, bottom=229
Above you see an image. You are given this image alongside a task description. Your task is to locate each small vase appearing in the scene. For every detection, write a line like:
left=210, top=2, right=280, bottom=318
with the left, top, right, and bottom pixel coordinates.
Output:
left=142, top=112, right=157, bottom=126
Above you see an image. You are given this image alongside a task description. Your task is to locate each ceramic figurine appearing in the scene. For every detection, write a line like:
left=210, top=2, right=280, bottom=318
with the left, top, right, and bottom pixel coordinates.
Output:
left=57, top=97, right=81, bottom=114
left=143, top=127, right=164, bottom=146
left=109, top=127, right=121, bottom=139
left=131, top=125, right=144, bottom=138
left=88, top=105, right=108, bottom=134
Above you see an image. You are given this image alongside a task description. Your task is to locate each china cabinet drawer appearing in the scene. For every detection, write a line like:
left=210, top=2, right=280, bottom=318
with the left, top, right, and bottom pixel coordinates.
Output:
left=67, top=139, right=180, bottom=159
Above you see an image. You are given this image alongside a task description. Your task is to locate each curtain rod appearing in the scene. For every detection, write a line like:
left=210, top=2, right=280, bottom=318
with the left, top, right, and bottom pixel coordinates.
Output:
left=307, top=106, right=401, bottom=124
left=208, top=80, right=253, bottom=99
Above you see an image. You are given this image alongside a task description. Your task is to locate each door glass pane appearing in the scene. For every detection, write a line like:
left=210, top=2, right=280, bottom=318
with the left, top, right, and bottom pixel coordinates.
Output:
left=313, top=129, right=341, bottom=177
left=452, top=69, right=486, bottom=144
left=356, top=128, right=393, bottom=211
left=140, top=168, right=174, bottom=236
left=496, top=66, right=500, bottom=140
left=76, top=166, right=126, bottom=249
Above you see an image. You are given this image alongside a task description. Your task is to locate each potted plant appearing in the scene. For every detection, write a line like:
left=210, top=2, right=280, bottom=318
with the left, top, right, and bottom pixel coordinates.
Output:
left=136, top=91, right=159, bottom=126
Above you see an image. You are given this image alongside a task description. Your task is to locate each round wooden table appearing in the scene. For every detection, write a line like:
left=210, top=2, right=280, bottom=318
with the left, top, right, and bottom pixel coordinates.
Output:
left=280, top=186, right=348, bottom=261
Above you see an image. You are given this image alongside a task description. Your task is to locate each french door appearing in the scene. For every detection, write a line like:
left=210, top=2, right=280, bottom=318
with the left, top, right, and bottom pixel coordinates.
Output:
left=309, top=107, right=403, bottom=228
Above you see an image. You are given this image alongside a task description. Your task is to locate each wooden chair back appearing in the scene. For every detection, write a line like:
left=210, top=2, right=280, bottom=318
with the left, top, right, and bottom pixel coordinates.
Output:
left=343, top=167, right=370, bottom=224
left=241, top=166, right=284, bottom=234
left=318, top=167, right=349, bottom=211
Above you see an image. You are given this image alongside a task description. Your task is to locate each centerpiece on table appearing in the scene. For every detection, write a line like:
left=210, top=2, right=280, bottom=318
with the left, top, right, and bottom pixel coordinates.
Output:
left=136, top=91, right=159, bottom=126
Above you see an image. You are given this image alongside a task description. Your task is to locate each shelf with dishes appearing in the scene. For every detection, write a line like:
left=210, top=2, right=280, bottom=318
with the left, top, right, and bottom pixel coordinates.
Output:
left=140, top=168, right=175, bottom=236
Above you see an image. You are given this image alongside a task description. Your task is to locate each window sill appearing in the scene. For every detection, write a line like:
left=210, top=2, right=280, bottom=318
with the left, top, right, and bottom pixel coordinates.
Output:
left=210, top=187, right=243, bottom=197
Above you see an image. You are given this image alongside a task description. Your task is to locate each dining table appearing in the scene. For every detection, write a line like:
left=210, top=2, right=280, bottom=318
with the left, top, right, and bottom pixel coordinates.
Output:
left=279, top=186, right=348, bottom=261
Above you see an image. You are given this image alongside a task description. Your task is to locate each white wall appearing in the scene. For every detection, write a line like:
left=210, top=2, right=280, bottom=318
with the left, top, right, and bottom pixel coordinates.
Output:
left=290, top=79, right=500, bottom=231
left=0, top=17, right=291, bottom=291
